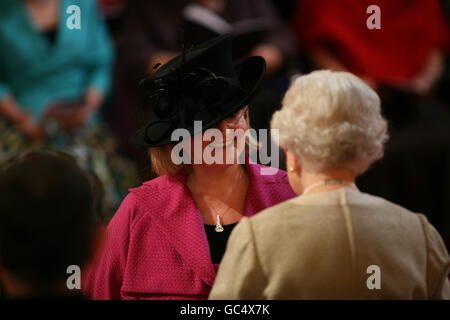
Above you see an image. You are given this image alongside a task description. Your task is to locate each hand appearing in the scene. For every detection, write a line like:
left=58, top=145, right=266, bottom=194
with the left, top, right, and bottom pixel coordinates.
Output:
left=56, top=107, right=91, bottom=131
left=16, top=114, right=45, bottom=141
left=42, top=102, right=91, bottom=132
left=42, top=88, right=102, bottom=132
left=408, top=49, right=444, bottom=97
left=408, top=74, right=437, bottom=97
left=250, top=44, right=283, bottom=76
left=0, top=96, right=44, bottom=140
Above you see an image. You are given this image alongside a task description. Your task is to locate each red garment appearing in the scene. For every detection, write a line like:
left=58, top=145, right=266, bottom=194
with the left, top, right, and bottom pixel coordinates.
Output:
left=83, top=162, right=296, bottom=299
left=291, top=0, right=450, bottom=84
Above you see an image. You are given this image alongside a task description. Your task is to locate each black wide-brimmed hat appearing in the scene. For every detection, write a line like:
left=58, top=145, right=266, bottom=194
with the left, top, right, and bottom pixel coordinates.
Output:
left=132, top=34, right=266, bottom=148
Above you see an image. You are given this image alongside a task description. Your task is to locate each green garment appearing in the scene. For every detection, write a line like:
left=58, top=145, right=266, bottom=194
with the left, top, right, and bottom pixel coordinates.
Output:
left=0, top=0, right=113, bottom=120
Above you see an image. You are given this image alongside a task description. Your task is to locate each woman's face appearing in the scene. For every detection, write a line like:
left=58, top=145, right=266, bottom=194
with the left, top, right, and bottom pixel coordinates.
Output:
left=190, top=107, right=248, bottom=167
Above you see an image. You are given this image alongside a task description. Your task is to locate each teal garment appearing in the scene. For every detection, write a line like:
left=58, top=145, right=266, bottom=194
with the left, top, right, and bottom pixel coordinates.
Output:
left=0, top=0, right=114, bottom=120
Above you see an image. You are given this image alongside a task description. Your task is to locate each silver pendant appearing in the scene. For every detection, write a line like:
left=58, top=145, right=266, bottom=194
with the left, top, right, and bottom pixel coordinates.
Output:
left=215, top=215, right=224, bottom=232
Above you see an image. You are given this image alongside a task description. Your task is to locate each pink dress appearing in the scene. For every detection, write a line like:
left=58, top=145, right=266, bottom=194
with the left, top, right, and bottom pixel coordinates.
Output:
left=83, top=162, right=296, bottom=299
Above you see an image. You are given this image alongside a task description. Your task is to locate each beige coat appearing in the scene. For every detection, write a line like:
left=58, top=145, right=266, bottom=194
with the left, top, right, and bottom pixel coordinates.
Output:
left=209, top=189, right=450, bottom=299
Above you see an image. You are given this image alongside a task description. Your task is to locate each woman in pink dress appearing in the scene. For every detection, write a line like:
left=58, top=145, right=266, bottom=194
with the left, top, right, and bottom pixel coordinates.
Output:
left=83, top=34, right=296, bottom=299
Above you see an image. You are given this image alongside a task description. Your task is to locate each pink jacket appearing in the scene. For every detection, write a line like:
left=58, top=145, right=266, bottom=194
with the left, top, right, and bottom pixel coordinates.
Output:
left=83, top=162, right=296, bottom=299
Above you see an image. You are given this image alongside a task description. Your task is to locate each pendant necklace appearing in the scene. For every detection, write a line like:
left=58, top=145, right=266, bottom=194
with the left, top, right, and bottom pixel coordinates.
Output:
left=202, top=167, right=244, bottom=232
left=302, top=179, right=358, bottom=196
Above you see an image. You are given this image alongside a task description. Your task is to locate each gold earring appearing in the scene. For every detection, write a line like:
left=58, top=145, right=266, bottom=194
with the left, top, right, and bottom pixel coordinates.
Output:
left=288, top=167, right=296, bottom=172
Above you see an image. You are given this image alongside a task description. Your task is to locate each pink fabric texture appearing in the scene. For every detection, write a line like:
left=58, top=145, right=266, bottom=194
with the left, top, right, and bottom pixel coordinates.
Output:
left=83, top=162, right=296, bottom=299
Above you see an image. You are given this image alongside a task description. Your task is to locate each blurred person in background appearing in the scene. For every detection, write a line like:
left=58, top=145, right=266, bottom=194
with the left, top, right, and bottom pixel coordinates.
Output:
left=210, top=71, right=450, bottom=300
left=0, top=0, right=139, bottom=221
left=112, top=0, right=298, bottom=178
left=120, top=0, right=295, bottom=81
left=0, top=150, right=103, bottom=299
left=291, top=0, right=450, bottom=246
left=291, top=0, right=449, bottom=125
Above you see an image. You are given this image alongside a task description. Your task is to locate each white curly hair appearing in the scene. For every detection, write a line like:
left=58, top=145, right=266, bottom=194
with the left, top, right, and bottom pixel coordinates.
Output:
left=271, top=70, right=389, bottom=173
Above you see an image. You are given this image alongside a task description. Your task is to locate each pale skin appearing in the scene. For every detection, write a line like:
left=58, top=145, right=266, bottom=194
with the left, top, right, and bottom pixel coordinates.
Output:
left=249, top=43, right=283, bottom=77
left=0, top=0, right=104, bottom=140
left=186, top=108, right=249, bottom=226
left=285, top=150, right=359, bottom=196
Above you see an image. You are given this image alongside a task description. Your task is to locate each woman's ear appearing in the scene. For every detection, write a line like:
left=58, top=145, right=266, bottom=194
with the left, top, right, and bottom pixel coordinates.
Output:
left=286, top=150, right=300, bottom=174
left=285, top=150, right=303, bottom=195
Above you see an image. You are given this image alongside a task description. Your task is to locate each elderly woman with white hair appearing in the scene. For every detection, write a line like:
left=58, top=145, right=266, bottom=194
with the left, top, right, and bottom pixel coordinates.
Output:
left=209, top=70, right=450, bottom=299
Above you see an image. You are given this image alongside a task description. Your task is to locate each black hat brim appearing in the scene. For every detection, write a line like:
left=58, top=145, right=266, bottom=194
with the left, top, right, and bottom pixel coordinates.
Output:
left=132, top=55, right=266, bottom=148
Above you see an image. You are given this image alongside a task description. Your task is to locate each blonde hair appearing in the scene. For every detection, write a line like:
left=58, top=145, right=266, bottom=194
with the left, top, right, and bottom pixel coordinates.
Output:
left=271, top=70, right=389, bottom=173
left=149, top=144, right=190, bottom=177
